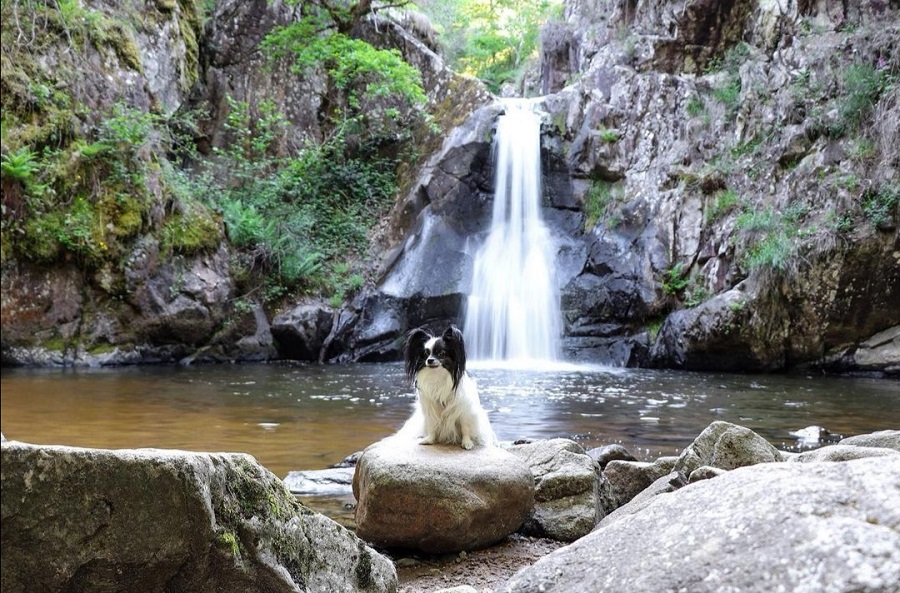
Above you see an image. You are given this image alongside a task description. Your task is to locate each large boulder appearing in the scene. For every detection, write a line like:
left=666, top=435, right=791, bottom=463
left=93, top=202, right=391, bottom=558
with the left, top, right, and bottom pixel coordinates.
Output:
left=500, top=456, right=900, bottom=593
left=0, top=441, right=396, bottom=593
left=352, top=437, right=533, bottom=553
left=506, top=438, right=606, bottom=541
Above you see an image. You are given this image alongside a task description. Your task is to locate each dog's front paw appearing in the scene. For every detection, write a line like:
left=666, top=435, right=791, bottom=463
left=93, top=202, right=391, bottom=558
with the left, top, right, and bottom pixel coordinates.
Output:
left=420, top=435, right=435, bottom=445
left=461, top=437, right=474, bottom=450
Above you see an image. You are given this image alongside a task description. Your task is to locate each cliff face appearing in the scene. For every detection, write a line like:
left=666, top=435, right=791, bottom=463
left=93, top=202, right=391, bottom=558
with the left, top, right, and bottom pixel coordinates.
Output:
left=1, top=0, right=897, bottom=374
left=533, top=0, right=899, bottom=373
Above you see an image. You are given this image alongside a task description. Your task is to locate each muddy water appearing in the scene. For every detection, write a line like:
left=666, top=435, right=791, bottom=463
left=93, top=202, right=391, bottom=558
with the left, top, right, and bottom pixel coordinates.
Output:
left=2, top=362, right=898, bottom=521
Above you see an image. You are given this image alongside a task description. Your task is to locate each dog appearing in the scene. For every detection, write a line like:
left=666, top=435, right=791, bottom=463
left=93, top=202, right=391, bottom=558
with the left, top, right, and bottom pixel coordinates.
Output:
left=398, top=325, right=496, bottom=450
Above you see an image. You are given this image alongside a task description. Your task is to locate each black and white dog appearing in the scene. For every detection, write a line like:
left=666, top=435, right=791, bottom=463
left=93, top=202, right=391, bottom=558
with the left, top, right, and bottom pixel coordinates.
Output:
left=399, top=325, right=496, bottom=450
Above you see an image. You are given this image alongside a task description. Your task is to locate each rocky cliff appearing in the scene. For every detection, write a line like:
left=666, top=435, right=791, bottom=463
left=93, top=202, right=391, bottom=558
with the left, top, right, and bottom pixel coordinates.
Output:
left=1, top=0, right=897, bottom=374
left=337, top=0, right=898, bottom=374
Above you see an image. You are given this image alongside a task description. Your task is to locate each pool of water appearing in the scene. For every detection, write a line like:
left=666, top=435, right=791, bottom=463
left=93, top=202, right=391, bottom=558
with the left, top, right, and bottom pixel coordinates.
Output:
left=2, top=362, right=897, bottom=523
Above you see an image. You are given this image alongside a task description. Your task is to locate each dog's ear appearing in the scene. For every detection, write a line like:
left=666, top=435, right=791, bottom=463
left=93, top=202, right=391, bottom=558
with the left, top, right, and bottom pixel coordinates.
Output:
left=443, top=325, right=467, bottom=384
left=404, top=328, right=431, bottom=383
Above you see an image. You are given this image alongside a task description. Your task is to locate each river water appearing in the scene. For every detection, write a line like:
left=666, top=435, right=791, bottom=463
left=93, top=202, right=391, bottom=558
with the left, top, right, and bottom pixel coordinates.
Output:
left=3, top=362, right=898, bottom=472
left=2, top=363, right=897, bottom=523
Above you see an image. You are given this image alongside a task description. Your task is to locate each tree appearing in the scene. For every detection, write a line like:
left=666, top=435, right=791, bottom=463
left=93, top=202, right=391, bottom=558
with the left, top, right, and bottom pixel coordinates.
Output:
left=416, top=0, right=560, bottom=93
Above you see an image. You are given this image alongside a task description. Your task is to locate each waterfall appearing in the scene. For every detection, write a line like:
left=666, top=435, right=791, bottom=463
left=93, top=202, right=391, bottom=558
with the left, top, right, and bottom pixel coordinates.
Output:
left=464, top=99, right=562, bottom=363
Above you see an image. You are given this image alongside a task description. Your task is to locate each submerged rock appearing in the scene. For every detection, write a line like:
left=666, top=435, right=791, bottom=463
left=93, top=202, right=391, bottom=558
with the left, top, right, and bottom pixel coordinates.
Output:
left=0, top=441, right=396, bottom=593
left=352, top=436, right=533, bottom=553
left=500, top=456, right=900, bottom=593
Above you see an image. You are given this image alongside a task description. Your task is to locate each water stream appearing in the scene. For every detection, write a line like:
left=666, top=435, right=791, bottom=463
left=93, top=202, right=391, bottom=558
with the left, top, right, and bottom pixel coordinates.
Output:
left=2, top=364, right=897, bottom=525
left=464, top=99, right=562, bottom=362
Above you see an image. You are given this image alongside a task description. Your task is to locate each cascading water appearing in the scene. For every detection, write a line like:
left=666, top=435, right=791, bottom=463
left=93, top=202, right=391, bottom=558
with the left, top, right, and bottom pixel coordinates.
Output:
left=464, top=99, right=562, bottom=363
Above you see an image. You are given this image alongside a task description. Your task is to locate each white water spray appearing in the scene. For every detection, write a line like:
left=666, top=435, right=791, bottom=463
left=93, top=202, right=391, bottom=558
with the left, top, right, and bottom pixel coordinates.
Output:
left=464, top=99, right=562, bottom=363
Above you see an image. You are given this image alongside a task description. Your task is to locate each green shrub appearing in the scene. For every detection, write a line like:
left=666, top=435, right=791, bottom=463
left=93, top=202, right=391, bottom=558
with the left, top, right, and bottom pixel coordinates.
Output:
left=663, top=262, right=690, bottom=295
left=599, top=129, right=619, bottom=143
left=583, top=180, right=615, bottom=230
left=706, top=188, right=741, bottom=223
left=828, top=63, right=892, bottom=138
left=735, top=204, right=806, bottom=272
left=862, top=185, right=899, bottom=229
left=686, top=96, right=705, bottom=117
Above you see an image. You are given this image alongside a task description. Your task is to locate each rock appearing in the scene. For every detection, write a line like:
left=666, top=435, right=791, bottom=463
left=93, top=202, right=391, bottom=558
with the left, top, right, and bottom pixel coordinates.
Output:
left=272, top=303, right=335, bottom=362
left=506, top=438, right=604, bottom=541
left=597, top=470, right=686, bottom=528
left=500, top=456, right=900, bottom=593
left=0, top=441, right=396, bottom=593
left=352, top=437, right=533, bottom=553
left=688, top=465, right=727, bottom=483
left=840, top=430, right=900, bottom=451
left=788, top=444, right=900, bottom=463
left=852, top=326, right=900, bottom=373
left=602, top=456, right=676, bottom=512
left=789, top=425, right=837, bottom=447
left=586, top=443, right=637, bottom=468
left=284, top=467, right=355, bottom=495
left=673, top=420, right=783, bottom=475
left=434, top=586, right=479, bottom=593
left=650, top=287, right=785, bottom=371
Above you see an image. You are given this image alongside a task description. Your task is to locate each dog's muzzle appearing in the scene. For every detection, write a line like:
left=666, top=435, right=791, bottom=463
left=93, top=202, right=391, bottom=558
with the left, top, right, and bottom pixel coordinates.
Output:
left=425, top=358, right=440, bottom=368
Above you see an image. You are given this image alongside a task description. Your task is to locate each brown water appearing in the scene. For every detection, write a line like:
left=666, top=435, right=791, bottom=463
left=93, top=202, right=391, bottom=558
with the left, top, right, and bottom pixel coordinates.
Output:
left=3, top=362, right=898, bottom=479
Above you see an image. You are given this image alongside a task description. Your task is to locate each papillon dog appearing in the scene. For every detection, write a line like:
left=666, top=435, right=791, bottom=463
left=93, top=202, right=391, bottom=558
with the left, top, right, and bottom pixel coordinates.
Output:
left=398, top=325, right=496, bottom=450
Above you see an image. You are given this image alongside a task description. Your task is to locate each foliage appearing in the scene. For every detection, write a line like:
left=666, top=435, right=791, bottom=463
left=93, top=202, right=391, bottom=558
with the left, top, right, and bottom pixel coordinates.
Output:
left=1, top=147, right=39, bottom=182
left=686, top=96, right=705, bottom=118
left=203, top=96, right=397, bottom=299
left=261, top=0, right=427, bottom=137
left=416, top=0, right=561, bottom=93
left=706, top=43, right=750, bottom=114
left=862, top=184, right=899, bottom=229
left=705, top=188, right=741, bottom=223
left=599, top=129, right=619, bottom=143
left=735, top=204, right=807, bottom=272
left=583, top=179, right=617, bottom=231
left=827, top=63, right=894, bottom=138
left=662, top=262, right=690, bottom=295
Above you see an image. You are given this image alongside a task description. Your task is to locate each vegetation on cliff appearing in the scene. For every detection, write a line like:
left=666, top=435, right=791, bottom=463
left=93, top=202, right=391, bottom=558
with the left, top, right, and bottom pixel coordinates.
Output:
left=1, top=0, right=428, bottom=308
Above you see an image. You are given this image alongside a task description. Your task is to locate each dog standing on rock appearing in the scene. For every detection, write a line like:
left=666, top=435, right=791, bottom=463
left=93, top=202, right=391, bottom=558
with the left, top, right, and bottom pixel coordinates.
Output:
left=399, top=325, right=497, bottom=450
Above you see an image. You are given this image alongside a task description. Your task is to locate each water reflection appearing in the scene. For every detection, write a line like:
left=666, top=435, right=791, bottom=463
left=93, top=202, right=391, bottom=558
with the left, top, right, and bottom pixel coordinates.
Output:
left=2, top=363, right=898, bottom=481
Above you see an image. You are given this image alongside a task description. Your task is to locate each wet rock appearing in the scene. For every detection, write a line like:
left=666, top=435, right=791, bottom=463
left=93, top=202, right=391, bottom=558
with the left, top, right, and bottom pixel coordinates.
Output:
left=602, top=456, right=677, bottom=512
left=272, top=304, right=335, bottom=362
left=500, top=456, right=900, bottom=593
left=352, top=437, right=533, bottom=553
left=673, top=420, right=784, bottom=476
left=284, top=467, right=355, bottom=496
left=586, top=443, right=637, bottom=469
left=852, top=326, right=900, bottom=374
left=506, top=438, right=605, bottom=541
left=0, top=441, right=396, bottom=593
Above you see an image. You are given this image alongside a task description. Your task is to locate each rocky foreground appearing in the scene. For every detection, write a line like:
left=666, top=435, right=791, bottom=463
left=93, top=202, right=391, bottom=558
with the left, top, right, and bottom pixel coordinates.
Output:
left=2, top=424, right=899, bottom=592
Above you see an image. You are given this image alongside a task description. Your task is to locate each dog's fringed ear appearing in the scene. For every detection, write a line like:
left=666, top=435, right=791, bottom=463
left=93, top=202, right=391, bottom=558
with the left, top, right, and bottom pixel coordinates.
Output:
left=404, top=328, right=431, bottom=384
left=443, top=325, right=467, bottom=386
